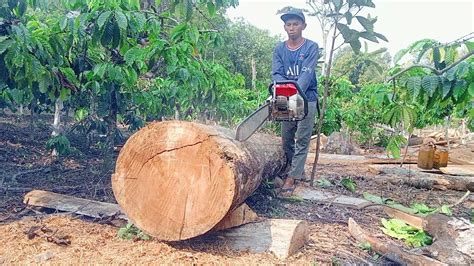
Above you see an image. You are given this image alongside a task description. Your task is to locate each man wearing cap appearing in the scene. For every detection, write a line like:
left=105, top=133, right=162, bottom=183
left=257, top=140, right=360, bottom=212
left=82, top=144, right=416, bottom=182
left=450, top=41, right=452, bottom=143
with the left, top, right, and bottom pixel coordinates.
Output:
left=272, top=8, right=319, bottom=196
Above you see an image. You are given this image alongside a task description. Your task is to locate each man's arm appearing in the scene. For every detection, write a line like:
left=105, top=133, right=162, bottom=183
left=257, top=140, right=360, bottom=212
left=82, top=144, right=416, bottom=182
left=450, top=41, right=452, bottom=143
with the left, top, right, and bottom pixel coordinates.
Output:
left=271, top=45, right=286, bottom=81
left=297, top=42, right=319, bottom=92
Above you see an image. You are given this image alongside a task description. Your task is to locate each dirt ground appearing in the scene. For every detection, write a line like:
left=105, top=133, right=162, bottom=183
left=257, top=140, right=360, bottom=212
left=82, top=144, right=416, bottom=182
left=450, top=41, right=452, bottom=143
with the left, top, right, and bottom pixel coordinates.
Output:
left=0, top=113, right=472, bottom=264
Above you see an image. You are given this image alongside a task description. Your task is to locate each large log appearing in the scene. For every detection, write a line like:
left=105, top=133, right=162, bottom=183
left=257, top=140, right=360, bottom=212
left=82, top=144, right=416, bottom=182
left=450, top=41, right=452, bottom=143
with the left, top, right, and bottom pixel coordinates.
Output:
left=112, top=121, right=286, bottom=241
left=368, top=164, right=474, bottom=191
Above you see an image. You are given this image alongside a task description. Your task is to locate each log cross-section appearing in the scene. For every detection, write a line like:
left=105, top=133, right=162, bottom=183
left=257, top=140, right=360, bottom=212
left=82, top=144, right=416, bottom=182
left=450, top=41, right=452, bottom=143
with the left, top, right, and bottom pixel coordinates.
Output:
left=112, top=121, right=286, bottom=241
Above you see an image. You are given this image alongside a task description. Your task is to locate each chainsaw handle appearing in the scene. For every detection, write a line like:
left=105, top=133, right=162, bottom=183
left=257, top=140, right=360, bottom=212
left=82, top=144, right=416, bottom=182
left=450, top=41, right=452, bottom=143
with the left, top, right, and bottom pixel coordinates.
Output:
left=268, top=80, right=309, bottom=118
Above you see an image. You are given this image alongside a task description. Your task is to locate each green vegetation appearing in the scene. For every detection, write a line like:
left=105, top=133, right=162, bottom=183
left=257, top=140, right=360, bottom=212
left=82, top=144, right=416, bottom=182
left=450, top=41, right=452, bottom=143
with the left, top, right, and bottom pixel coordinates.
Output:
left=0, top=0, right=472, bottom=161
left=363, top=192, right=454, bottom=216
left=117, top=222, right=151, bottom=241
left=380, top=218, right=432, bottom=247
left=340, top=177, right=357, bottom=192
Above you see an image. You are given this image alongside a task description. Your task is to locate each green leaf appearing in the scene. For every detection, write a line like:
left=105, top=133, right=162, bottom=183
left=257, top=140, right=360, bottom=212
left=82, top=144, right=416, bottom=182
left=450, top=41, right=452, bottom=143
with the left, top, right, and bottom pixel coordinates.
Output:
left=349, top=39, right=361, bottom=53
left=115, top=11, right=127, bottom=30
left=38, top=72, right=51, bottom=93
left=465, top=41, right=474, bottom=52
left=124, top=47, right=143, bottom=65
left=406, top=76, right=421, bottom=98
left=380, top=218, right=432, bottom=247
left=344, top=11, right=352, bottom=24
left=363, top=192, right=385, bottom=204
left=59, top=88, right=70, bottom=101
left=93, top=64, right=107, bottom=79
left=356, top=16, right=374, bottom=33
left=340, top=177, right=357, bottom=192
left=207, top=2, right=216, bottom=16
left=359, top=31, right=378, bottom=43
left=317, top=178, right=333, bottom=188
left=374, top=32, right=388, bottom=42
left=170, top=23, right=187, bottom=41
left=111, top=21, right=121, bottom=48
left=445, top=46, right=455, bottom=65
left=74, top=108, right=89, bottom=122
left=446, top=66, right=457, bottom=81
left=453, top=80, right=466, bottom=100
left=185, top=0, right=193, bottom=21
left=0, top=39, right=14, bottom=54
left=336, top=23, right=359, bottom=43
left=433, top=47, right=441, bottom=69
left=410, top=203, right=436, bottom=214
left=60, top=67, right=78, bottom=86
left=442, top=79, right=452, bottom=99
left=98, top=11, right=112, bottom=29
left=468, top=83, right=474, bottom=97
left=440, top=205, right=452, bottom=216
left=456, top=61, right=469, bottom=78
left=358, top=242, right=372, bottom=251
left=178, top=68, right=190, bottom=82
left=421, top=75, right=439, bottom=96
left=60, top=16, right=68, bottom=31
left=332, top=0, right=342, bottom=10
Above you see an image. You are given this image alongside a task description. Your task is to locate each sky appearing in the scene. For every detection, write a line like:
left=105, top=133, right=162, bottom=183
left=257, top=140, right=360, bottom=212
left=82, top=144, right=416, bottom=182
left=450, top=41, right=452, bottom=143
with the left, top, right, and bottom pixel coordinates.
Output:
left=226, top=0, right=474, bottom=59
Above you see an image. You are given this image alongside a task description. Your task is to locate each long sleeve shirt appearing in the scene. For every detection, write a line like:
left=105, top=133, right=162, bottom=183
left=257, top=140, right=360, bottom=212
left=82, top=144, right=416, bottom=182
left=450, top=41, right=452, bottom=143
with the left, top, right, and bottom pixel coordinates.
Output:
left=271, top=39, right=319, bottom=102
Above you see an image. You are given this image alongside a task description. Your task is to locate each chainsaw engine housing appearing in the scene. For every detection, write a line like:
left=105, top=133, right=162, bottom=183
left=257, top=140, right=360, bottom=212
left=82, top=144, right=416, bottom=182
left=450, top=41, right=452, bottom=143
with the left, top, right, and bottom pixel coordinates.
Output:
left=269, top=81, right=308, bottom=121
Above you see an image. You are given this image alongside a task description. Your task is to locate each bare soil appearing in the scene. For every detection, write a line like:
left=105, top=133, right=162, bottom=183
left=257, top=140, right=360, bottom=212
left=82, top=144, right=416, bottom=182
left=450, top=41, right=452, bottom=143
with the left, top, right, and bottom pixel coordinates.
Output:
left=0, top=113, right=472, bottom=264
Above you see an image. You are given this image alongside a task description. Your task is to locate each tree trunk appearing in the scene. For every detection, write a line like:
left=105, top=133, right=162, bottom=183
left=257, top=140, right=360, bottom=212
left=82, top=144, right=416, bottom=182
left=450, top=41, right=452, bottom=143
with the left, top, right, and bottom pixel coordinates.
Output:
left=51, top=98, right=63, bottom=157
left=445, top=115, right=451, bottom=151
left=112, top=121, right=286, bottom=241
left=368, top=164, right=474, bottom=191
left=251, top=56, right=256, bottom=90
left=104, top=85, right=118, bottom=168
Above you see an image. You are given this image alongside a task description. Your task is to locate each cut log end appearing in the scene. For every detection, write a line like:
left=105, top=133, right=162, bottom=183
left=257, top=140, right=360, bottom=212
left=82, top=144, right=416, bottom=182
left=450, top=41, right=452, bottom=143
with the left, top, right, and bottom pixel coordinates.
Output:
left=112, top=121, right=236, bottom=240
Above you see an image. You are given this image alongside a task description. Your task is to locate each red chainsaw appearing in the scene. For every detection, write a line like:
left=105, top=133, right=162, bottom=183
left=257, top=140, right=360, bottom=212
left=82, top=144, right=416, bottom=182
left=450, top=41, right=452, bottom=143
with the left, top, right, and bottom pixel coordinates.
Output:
left=235, top=80, right=308, bottom=141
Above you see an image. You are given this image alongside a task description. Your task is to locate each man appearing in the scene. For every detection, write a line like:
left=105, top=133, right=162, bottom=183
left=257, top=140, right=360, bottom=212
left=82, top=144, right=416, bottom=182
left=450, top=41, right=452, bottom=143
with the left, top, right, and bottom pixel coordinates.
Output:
left=272, top=8, right=319, bottom=195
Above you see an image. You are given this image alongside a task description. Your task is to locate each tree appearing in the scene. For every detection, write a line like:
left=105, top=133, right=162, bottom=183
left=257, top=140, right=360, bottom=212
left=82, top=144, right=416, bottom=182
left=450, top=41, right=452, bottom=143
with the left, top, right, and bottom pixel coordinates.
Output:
left=383, top=36, right=474, bottom=155
left=304, top=0, right=388, bottom=185
left=0, top=0, right=262, bottom=167
left=332, top=44, right=391, bottom=87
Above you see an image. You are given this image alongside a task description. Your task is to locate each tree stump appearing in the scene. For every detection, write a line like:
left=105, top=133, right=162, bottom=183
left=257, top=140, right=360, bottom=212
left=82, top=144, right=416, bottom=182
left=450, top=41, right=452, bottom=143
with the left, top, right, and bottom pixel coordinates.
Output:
left=112, top=121, right=286, bottom=241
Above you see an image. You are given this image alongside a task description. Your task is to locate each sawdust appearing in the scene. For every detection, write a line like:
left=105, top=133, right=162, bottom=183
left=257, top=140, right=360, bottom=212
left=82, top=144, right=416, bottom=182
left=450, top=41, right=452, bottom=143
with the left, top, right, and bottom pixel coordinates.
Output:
left=0, top=215, right=376, bottom=264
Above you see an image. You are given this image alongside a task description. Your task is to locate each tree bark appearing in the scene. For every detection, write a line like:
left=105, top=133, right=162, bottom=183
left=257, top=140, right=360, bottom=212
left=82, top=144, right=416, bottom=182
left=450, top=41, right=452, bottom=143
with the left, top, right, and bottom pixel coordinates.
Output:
left=51, top=98, right=63, bottom=157
left=368, top=164, right=474, bottom=191
left=112, top=121, right=286, bottom=241
left=251, top=57, right=256, bottom=90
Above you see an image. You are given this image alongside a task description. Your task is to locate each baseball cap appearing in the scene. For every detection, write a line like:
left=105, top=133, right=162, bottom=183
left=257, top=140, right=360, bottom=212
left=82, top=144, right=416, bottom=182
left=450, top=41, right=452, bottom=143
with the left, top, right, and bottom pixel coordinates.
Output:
left=280, top=8, right=305, bottom=23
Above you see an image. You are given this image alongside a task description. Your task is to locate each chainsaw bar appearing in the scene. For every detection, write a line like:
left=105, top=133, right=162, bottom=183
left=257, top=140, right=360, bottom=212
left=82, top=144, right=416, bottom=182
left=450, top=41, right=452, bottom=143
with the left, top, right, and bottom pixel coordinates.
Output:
left=235, top=103, right=270, bottom=141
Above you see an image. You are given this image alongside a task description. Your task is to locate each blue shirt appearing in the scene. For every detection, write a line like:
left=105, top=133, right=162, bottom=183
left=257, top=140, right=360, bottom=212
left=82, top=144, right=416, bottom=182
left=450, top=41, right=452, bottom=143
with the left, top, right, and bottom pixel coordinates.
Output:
left=271, top=39, right=319, bottom=102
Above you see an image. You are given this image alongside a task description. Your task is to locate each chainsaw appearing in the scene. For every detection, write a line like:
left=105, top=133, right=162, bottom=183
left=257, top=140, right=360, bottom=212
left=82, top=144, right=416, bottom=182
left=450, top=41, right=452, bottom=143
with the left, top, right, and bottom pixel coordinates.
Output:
left=235, top=80, right=308, bottom=141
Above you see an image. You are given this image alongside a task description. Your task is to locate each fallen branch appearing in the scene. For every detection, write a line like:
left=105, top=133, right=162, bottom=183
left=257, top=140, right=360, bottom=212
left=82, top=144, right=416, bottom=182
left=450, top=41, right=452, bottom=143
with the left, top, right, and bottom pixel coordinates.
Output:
left=367, top=165, right=474, bottom=191
left=347, top=218, right=445, bottom=265
left=449, top=190, right=470, bottom=208
left=383, top=209, right=474, bottom=264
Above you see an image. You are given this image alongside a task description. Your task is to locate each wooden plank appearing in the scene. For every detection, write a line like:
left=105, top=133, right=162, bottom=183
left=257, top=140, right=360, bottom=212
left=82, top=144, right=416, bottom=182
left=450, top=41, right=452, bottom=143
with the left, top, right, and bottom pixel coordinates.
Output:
left=449, top=148, right=474, bottom=165
left=212, top=203, right=260, bottom=231
left=293, top=186, right=375, bottom=209
left=307, top=153, right=417, bottom=165
left=439, top=165, right=474, bottom=176
left=24, top=190, right=127, bottom=220
left=216, top=219, right=308, bottom=260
